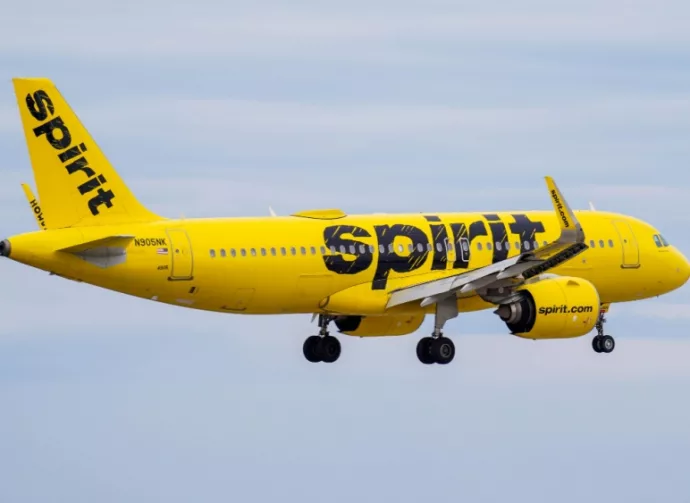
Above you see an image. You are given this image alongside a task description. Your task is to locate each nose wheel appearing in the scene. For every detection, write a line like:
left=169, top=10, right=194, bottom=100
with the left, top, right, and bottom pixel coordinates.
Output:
left=592, top=309, right=615, bottom=354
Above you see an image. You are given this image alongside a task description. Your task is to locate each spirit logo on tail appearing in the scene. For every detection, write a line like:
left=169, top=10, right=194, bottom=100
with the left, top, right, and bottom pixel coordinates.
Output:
left=25, top=90, right=116, bottom=215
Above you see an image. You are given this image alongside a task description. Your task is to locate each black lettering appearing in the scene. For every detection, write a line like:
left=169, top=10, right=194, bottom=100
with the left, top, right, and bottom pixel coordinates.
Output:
left=33, top=116, right=72, bottom=150
left=26, top=90, right=54, bottom=121
left=484, top=214, right=508, bottom=263
left=87, top=188, right=115, bottom=215
left=322, top=225, right=373, bottom=275
left=509, top=214, right=545, bottom=249
left=451, top=220, right=488, bottom=269
left=58, top=143, right=87, bottom=163
left=425, top=216, right=448, bottom=271
left=372, top=224, right=429, bottom=290
left=77, top=174, right=107, bottom=195
left=64, top=157, right=96, bottom=179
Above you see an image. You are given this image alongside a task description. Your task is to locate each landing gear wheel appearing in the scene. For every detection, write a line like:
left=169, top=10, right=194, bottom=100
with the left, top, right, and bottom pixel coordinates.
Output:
left=431, top=337, right=455, bottom=365
left=303, top=336, right=322, bottom=363
left=600, top=335, right=615, bottom=353
left=416, top=337, right=435, bottom=364
left=592, top=336, right=602, bottom=353
left=321, top=336, right=341, bottom=363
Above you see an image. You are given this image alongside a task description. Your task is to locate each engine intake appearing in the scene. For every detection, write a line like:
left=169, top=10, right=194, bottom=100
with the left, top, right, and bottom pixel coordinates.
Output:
left=495, top=276, right=600, bottom=339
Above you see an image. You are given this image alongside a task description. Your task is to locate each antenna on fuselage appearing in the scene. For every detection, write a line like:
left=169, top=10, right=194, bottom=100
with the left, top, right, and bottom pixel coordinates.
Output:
left=269, top=206, right=277, bottom=217
left=588, top=201, right=596, bottom=211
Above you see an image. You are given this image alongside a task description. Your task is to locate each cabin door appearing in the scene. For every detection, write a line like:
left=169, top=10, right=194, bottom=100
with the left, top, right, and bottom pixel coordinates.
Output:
left=611, top=220, right=640, bottom=268
left=166, top=229, right=194, bottom=280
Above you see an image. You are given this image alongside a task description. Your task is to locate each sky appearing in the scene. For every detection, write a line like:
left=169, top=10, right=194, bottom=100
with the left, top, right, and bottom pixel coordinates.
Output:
left=2, top=1, right=690, bottom=501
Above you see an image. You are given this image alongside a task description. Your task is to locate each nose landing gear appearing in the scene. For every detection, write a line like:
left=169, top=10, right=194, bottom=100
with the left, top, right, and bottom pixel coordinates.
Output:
left=592, top=308, right=615, bottom=354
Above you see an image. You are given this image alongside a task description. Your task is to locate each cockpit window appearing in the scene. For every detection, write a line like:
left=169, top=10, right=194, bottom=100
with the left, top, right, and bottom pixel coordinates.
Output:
left=653, top=235, right=662, bottom=247
left=659, top=235, right=669, bottom=246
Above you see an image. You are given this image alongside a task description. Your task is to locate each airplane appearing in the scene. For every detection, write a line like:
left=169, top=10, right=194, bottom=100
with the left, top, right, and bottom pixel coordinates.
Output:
left=2, top=77, right=689, bottom=365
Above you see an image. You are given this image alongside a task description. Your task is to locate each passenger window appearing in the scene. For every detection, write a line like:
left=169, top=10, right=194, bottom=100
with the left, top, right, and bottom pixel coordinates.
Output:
left=329, top=246, right=336, bottom=254
left=598, top=240, right=604, bottom=248
left=462, top=241, right=469, bottom=252
left=496, top=242, right=502, bottom=251
left=408, top=244, right=414, bottom=253
left=505, top=242, right=511, bottom=250
left=311, top=246, right=317, bottom=255
left=427, top=243, right=433, bottom=252
left=477, top=242, right=483, bottom=251
left=543, top=241, right=548, bottom=247
left=241, top=249, right=247, bottom=257
left=210, top=249, right=216, bottom=258
left=379, top=244, right=385, bottom=254
left=321, top=246, right=327, bottom=255
left=220, top=249, right=226, bottom=258
left=447, top=242, right=454, bottom=251
left=368, top=245, right=375, bottom=254
left=590, top=240, right=595, bottom=248
left=270, top=248, right=276, bottom=256
left=261, top=248, right=266, bottom=256
left=436, top=243, right=442, bottom=252
left=653, top=235, right=662, bottom=247
left=349, top=245, right=355, bottom=254
left=251, top=248, right=257, bottom=256
left=292, top=247, right=298, bottom=255
left=523, top=241, right=530, bottom=250
left=281, top=247, right=287, bottom=256
left=301, top=247, right=307, bottom=255
left=515, top=242, right=520, bottom=250
left=360, top=244, right=366, bottom=254
left=388, top=244, right=395, bottom=253
left=417, top=243, right=423, bottom=252
left=608, top=240, right=614, bottom=248
left=533, top=240, right=539, bottom=249
left=487, top=242, right=493, bottom=251
left=398, top=244, right=404, bottom=253
left=339, top=245, right=345, bottom=254
left=230, top=249, right=236, bottom=257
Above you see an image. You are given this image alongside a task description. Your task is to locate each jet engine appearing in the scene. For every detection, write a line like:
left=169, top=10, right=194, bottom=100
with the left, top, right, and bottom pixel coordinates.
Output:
left=335, top=314, right=425, bottom=337
left=494, top=276, right=600, bottom=339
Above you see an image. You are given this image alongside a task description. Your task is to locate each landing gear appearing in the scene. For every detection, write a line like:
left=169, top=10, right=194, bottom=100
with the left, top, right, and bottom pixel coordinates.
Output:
left=416, top=296, right=458, bottom=365
left=303, top=315, right=341, bottom=363
left=592, top=309, right=615, bottom=354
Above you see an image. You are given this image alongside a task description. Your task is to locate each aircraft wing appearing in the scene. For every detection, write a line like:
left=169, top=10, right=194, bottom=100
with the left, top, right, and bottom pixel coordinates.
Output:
left=386, top=176, right=588, bottom=309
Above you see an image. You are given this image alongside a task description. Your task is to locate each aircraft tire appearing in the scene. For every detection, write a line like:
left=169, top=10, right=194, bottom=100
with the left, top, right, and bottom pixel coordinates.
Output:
left=321, top=336, right=341, bottom=363
left=431, top=337, right=455, bottom=365
left=416, top=337, right=435, bottom=364
left=600, top=335, right=615, bottom=353
left=303, top=336, right=322, bottom=363
left=592, top=336, right=602, bottom=353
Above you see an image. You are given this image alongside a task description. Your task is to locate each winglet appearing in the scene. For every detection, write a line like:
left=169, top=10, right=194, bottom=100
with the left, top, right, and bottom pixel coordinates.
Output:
left=544, top=176, right=585, bottom=243
left=21, top=183, right=47, bottom=230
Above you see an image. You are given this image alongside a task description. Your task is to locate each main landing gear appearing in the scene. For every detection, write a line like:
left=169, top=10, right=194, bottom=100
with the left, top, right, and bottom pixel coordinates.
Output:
left=303, top=315, right=341, bottom=363
left=416, top=296, right=458, bottom=365
left=592, top=309, right=615, bottom=354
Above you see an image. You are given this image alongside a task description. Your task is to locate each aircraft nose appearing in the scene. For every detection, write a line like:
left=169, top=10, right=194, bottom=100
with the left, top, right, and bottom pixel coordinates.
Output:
left=675, top=249, right=690, bottom=285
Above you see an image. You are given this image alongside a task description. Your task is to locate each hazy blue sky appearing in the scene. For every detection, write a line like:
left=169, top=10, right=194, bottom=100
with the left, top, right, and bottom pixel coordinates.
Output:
left=2, top=1, right=690, bottom=501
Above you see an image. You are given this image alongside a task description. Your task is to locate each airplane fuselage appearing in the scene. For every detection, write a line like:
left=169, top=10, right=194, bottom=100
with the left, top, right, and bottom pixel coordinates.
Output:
left=5, top=209, right=688, bottom=319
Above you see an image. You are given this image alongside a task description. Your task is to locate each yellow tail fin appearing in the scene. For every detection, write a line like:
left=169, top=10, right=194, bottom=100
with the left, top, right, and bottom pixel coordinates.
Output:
left=12, top=78, right=162, bottom=229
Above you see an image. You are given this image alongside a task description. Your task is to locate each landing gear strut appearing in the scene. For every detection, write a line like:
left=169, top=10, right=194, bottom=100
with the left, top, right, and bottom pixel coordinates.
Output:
left=592, top=309, right=615, bottom=354
left=303, top=315, right=341, bottom=363
left=416, top=297, right=458, bottom=365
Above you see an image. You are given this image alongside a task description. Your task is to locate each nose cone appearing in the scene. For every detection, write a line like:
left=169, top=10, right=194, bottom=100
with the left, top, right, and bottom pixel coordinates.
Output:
left=673, top=248, right=690, bottom=287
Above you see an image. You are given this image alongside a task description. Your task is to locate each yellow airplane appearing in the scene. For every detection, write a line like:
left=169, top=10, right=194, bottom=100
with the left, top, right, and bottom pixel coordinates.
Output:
left=3, top=78, right=689, bottom=365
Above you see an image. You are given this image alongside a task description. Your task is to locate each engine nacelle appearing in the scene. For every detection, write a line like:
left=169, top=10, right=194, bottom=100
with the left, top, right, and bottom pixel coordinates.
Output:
left=335, top=314, right=425, bottom=337
left=495, top=276, right=600, bottom=339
